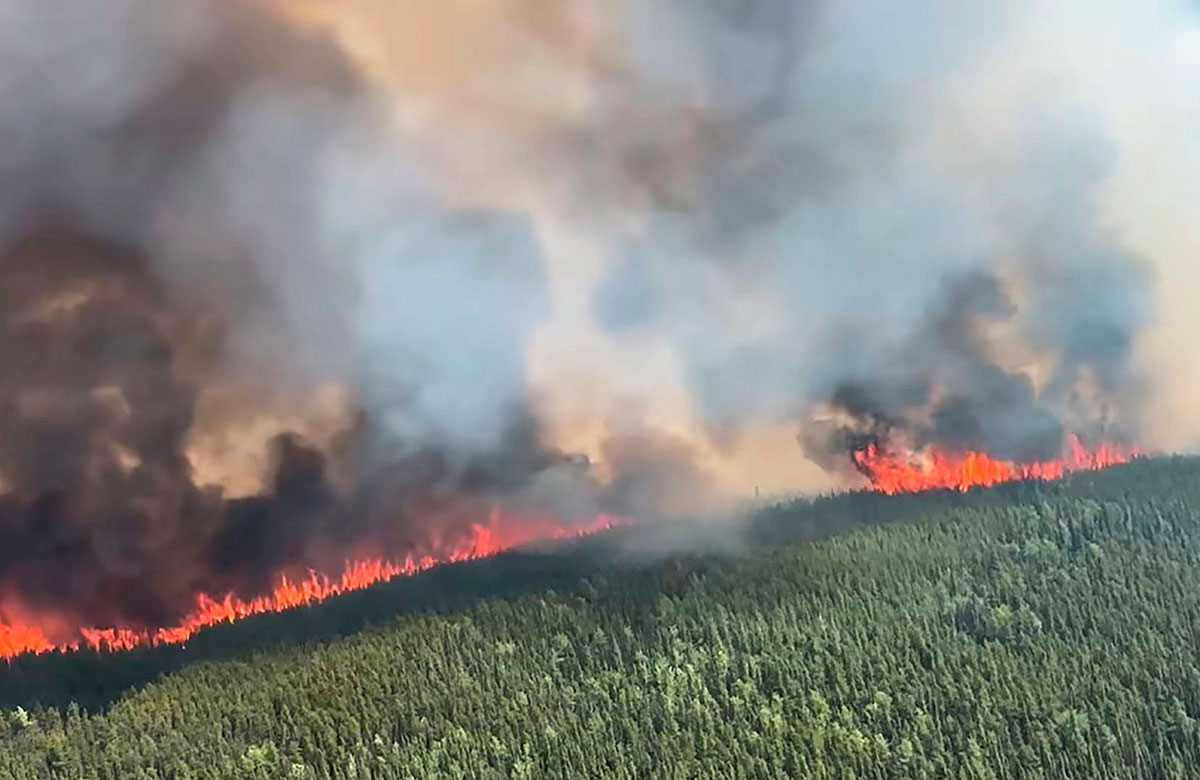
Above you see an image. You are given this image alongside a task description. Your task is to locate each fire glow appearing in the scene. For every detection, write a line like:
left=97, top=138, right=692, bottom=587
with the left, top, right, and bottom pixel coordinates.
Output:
left=854, top=435, right=1138, bottom=495
left=0, top=510, right=623, bottom=660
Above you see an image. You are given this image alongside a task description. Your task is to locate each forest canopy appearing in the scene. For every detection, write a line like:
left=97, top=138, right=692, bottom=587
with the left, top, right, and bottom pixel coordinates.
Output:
left=2, top=457, right=1200, bottom=778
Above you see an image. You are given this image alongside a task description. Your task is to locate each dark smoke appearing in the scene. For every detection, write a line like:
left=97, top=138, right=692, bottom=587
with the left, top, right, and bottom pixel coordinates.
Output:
left=800, top=267, right=1147, bottom=471
left=0, top=224, right=593, bottom=627
left=0, top=0, right=1189, bottom=635
left=0, top=1, right=601, bottom=631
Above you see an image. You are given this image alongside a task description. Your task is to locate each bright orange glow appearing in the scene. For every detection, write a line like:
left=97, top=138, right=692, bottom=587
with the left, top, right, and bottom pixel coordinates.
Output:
left=854, top=434, right=1137, bottom=495
left=0, top=509, right=624, bottom=660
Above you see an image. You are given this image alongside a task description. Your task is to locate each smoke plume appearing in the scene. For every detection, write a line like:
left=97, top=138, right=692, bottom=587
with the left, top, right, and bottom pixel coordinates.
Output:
left=0, top=0, right=1197, bottom=633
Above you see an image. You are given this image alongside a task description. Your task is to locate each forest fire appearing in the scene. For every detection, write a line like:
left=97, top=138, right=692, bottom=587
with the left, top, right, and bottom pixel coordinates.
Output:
left=0, top=511, right=623, bottom=660
left=854, top=435, right=1138, bottom=495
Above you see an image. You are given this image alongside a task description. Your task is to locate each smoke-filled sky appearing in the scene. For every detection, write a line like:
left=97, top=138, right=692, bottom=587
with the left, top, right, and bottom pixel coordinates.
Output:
left=295, top=0, right=1197, bottom=487
left=1, top=0, right=1199, bottom=628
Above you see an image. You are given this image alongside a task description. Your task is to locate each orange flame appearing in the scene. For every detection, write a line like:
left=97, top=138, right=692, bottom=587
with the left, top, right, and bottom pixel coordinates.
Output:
left=0, top=509, right=624, bottom=660
left=854, top=434, right=1137, bottom=495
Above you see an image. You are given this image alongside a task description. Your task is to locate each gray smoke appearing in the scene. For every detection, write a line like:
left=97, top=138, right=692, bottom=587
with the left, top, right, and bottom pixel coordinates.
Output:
left=0, top=0, right=594, bottom=633
left=0, top=0, right=1195, bottom=638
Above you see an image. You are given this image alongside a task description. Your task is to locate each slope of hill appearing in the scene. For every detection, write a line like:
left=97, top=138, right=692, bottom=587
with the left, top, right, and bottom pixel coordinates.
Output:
left=3, top=457, right=1200, bottom=778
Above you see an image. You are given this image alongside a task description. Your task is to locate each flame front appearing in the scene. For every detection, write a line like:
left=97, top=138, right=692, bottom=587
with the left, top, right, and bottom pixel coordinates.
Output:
left=854, top=435, right=1138, bottom=495
left=0, top=437, right=1139, bottom=660
left=0, top=510, right=623, bottom=660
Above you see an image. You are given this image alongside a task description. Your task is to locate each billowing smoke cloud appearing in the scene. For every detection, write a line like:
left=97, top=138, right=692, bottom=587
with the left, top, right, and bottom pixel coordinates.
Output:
left=0, top=0, right=595, bottom=631
left=0, top=0, right=1196, bottom=633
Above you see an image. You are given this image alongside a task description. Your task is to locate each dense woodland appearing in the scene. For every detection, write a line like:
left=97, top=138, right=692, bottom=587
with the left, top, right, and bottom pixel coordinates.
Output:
left=3, top=457, right=1200, bottom=777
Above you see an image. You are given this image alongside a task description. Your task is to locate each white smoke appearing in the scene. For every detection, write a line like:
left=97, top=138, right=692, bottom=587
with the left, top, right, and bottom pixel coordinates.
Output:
left=5, top=0, right=1200, bottom=513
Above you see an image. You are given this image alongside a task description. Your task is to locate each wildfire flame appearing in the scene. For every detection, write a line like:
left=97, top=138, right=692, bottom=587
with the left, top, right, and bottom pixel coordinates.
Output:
left=854, top=434, right=1138, bottom=495
left=0, top=436, right=1138, bottom=659
left=0, top=510, right=623, bottom=660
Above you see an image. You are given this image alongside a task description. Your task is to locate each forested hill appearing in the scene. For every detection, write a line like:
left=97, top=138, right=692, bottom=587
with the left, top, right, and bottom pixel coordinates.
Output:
left=4, top=456, right=1200, bottom=778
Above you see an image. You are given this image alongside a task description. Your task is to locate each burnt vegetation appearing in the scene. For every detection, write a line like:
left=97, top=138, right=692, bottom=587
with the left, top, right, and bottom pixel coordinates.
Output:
left=2, top=457, right=1200, bottom=776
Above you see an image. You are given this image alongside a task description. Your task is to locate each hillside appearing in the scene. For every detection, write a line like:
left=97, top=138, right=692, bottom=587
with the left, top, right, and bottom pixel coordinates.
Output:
left=3, top=457, right=1200, bottom=778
